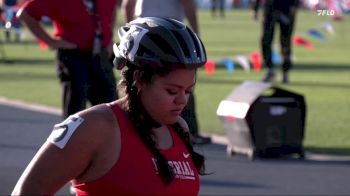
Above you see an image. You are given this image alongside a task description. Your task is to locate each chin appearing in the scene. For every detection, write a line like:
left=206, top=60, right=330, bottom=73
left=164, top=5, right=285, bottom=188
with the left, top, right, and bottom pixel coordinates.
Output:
left=162, top=116, right=178, bottom=125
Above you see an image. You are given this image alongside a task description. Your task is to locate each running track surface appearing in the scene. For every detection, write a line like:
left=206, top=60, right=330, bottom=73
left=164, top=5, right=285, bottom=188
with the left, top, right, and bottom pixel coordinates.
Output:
left=1, top=101, right=350, bottom=195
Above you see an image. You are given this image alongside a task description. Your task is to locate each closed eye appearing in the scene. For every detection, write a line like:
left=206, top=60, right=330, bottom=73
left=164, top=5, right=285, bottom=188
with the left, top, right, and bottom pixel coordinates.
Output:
left=167, top=89, right=178, bottom=95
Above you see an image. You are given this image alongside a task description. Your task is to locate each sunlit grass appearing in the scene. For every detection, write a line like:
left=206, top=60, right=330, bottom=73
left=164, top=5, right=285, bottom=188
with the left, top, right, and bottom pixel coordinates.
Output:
left=0, top=9, right=349, bottom=155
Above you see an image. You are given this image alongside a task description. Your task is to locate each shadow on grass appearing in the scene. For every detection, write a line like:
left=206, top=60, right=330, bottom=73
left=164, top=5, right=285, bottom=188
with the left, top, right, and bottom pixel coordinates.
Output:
left=0, top=58, right=54, bottom=65
left=294, top=63, right=350, bottom=71
left=1, top=40, right=40, bottom=45
left=0, top=72, right=55, bottom=81
left=305, top=146, right=350, bottom=156
left=198, top=62, right=350, bottom=89
left=213, top=62, right=350, bottom=71
left=280, top=81, right=350, bottom=89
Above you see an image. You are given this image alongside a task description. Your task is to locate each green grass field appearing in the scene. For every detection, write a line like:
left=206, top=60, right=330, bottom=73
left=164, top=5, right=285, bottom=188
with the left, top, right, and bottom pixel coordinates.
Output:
left=0, top=9, right=349, bottom=155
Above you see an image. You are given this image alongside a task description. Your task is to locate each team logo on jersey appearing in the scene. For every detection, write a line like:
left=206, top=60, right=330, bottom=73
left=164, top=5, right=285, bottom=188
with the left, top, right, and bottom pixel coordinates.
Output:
left=47, top=115, right=84, bottom=149
left=183, top=152, right=191, bottom=159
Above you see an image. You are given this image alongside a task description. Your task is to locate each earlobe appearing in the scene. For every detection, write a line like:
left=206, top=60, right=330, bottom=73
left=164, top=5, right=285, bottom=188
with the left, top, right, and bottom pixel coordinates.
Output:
left=132, top=70, right=143, bottom=95
left=132, top=70, right=139, bottom=82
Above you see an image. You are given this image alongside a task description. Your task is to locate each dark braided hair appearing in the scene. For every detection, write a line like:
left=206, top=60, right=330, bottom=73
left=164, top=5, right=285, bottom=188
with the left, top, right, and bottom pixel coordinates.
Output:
left=118, top=61, right=206, bottom=185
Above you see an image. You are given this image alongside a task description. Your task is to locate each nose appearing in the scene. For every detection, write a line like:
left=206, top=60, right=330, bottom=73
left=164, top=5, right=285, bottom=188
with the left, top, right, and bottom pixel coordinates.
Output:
left=175, top=91, right=188, bottom=106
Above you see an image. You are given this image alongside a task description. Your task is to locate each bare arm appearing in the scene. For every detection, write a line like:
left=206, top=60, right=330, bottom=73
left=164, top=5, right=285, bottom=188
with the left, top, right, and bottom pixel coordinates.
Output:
left=12, top=105, right=118, bottom=195
left=107, top=4, right=118, bottom=57
left=16, top=9, right=76, bottom=49
left=180, top=0, right=199, bottom=35
left=12, top=138, right=93, bottom=194
left=121, top=0, right=136, bottom=23
left=12, top=142, right=90, bottom=195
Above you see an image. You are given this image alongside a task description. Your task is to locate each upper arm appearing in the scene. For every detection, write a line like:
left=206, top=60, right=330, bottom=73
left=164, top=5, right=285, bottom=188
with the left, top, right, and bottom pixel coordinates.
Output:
left=18, top=0, right=56, bottom=20
left=12, top=106, right=114, bottom=195
left=12, top=140, right=91, bottom=195
left=16, top=9, right=37, bottom=23
left=180, top=0, right=198, bottom=34
left=121, top=0, right=136, bottom=22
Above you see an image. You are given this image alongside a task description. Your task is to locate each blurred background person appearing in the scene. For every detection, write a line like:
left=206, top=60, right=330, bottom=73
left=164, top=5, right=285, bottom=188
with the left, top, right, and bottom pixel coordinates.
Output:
left=16, top=0, right=119, bottom=118
left=211, top=0, right=225, bottom=18
left=253, top=0, right=300, bottom=83
left=122, top=0, right=211, bottom=144
left=0, top=0, right=24, bottom=42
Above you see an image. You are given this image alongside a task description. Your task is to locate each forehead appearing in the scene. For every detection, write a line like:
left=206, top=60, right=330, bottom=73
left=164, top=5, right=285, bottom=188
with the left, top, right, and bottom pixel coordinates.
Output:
left=155, top=68, right=196, bottom=85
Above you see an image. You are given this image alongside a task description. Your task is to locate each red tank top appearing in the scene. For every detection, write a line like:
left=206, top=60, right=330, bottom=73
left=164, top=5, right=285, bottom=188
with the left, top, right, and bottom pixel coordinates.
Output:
left=73, top=102, right=200, bottom=195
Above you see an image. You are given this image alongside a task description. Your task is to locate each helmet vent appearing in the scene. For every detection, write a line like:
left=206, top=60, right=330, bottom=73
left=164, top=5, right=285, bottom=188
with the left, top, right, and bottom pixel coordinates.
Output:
left=138, top=45, right=155, bottom=58
left=147, top=33, right=175, bottom=56
left=171, top=30, right=190, bottom=58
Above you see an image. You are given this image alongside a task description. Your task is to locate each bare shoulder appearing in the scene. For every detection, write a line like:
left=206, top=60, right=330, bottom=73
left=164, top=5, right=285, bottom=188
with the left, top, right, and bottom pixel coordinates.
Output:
left=79, top=104, right=117, bottom=130
left=11, top=104, right=120, bottom=194
left=48, top=103, right=118, bottom=150
left=75, top=104, right=118, bottom=143
left=46, top=103, right=120, bottom=177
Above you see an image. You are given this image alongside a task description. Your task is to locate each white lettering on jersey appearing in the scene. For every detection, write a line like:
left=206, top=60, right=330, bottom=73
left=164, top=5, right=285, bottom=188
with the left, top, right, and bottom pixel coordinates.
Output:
left=47, top=115, right=84, bottom=149
left=173, top=161, right=183, bottom=175
left=151, top=158, right=196, bottom=180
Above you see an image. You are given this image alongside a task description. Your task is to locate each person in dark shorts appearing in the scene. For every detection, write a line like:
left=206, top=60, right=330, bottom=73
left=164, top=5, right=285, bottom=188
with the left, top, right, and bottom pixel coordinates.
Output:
left=17, top=0, right=119, bottom=118
left=253, top=0, right=300, bottom=83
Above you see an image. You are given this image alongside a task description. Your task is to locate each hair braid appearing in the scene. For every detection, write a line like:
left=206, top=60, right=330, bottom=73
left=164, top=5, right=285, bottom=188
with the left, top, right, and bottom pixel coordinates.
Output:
left=119, top=65, right=175, bottom=185
left=172, top=123, right=206, bottom=175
